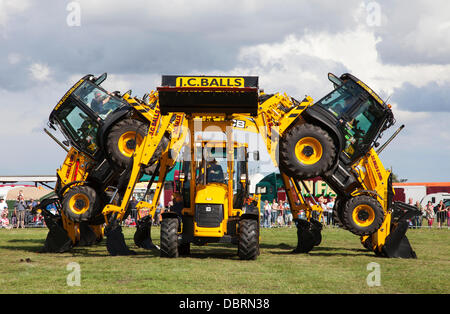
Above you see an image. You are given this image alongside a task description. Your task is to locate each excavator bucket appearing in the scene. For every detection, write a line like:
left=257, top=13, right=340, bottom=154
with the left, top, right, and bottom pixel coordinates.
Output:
left=41, top=212, right=73, bottom=253
left=382, top=220, right=416, bottom=258
left=380, top=201, right=418, bottom=258
left=105, top=217, right=136, bottom=256
left=292, top=218, right=322, bottom=254
left=134, top=215, right=159, bottom=250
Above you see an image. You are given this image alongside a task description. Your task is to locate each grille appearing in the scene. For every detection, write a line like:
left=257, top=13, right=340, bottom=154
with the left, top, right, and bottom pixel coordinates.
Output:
left=195, top=204, right=224, bottom=228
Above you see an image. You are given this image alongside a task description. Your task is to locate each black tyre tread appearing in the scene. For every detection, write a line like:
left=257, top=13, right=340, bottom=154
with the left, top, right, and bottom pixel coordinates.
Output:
left=160, top=217, right=179, bottom=258
left=280, top=123, right=336, bottom=179
left=62, top=185, right=100, bottom=223
left=106, top=118, right=169, bottom=175
left=238, top=219, right=259, bottom=260
left=106, top=118, right=148, bottom=169
left=342, top=195, right=385, bottom=236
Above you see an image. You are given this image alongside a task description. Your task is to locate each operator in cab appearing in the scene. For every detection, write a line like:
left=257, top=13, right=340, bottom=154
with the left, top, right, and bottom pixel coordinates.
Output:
left=90, top=91, right=112, bottom=115
left=206, top=158, right=224, bottom=183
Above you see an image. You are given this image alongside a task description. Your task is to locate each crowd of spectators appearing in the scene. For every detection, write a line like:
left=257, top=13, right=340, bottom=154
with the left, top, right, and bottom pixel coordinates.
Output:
left=407, top=197, right=450, bottom=229
left=0, top=190, right=45, bottom=229
left=261, top=196, right=336, bottom=228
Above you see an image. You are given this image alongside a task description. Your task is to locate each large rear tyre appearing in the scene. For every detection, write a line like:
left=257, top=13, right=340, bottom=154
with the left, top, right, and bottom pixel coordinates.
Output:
left=106, top=118, right=147, bottom=169
left=160, top=217, right=179, bottom=258
left=106, top=118, right=169, bottom=175
left=280, top=123, right=336, bottom=179
left=238, top=219, right=259, bottom=260
left=341, top=195, right=385, bottom=236
left=62, top=185, right=101, bottom=223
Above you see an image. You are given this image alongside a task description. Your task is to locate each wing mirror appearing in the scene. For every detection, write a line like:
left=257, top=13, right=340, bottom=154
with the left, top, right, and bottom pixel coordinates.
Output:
left=94, top=73, right=107, bottom=85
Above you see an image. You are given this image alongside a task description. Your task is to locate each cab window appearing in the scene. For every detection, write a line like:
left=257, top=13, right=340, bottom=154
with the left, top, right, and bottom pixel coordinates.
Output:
left=73, top=81, right=125, bottom=119
left=54, top=100, right=100, bottom=155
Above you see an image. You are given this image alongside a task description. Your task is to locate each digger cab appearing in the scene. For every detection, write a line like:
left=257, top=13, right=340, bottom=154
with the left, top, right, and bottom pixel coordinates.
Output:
left=304, top=73, right=395, bottom=165
left=48, top=73, right=130, bottom=159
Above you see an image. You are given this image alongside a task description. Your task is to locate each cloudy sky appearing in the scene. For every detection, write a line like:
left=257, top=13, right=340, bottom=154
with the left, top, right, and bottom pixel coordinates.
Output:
left=0, top=0, right=449, bottom=182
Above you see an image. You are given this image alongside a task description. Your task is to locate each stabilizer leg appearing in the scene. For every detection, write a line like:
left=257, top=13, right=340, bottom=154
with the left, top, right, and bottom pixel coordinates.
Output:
left=292, top=218, right=322, bottom=253
left=134, top=215, right=159, bottom=250
left=105, top=216, right=136, bottom=256
left=41, top=214, right=72, bottom=253
left=78, top=222, right=99, bottom=247
left=381, top=220, right=417, bottom=258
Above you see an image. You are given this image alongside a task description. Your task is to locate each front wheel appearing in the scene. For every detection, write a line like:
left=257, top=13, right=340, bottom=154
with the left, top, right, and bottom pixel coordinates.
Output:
left=341, top=195, right=385, bottom=236
left=160, top=217, right=179, bottom=258
left=238, top=219, right=259, bottom=260
left=61, top=185, right=101, bottom=223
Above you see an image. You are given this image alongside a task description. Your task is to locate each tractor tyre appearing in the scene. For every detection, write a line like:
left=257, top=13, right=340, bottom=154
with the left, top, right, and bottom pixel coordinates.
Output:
left=160, top=217, right=179, bottom=258
left=62, top=185, right=101, bottom=223
left=332, top=197, right=347, bottom=230
left=280, top=123, right=336, bottom=179
left=238, top=219, right=259, bottom=260
left=341, top=195, right=385, bottom=236
left=106, top=118, right=169, bottom=175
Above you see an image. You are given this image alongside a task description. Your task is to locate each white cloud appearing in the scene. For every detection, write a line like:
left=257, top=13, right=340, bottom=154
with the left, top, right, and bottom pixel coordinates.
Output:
left=29, top=63, right=51, bottom=81
left=0, top=0, right=30, bottom=31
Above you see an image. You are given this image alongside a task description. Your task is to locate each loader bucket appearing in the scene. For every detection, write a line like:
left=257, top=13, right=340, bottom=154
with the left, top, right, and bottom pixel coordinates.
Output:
left=292, top=218, right=322, bottom=254
left=105, top=218, right=136, bottom=256
left=134, top=215, right=160, bottom=250
left=41, top=214, right=72, bottom=253
left=381, top=220, right=417, bottom=258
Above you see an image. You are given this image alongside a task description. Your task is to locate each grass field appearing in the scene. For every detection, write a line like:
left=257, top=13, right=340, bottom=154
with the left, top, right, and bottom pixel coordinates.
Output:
left=0, top=226, right=448, bottom=294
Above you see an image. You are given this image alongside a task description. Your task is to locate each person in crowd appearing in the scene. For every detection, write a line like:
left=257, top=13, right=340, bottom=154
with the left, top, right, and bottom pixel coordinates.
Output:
left=414, top=201, right=424, bottom=229
left=169, top=193, right=184, bottom=224
left=0, top=210, right=11, bottom=229
left=129, top=196, right=138, bottom=221
left=317, top=196, right=327, bottom=225
left=263, top=200, right=271, bottom=228
left=271, top=199, right=278, bottom=227
left=326, top=196, right=336, bottom=226
left=424, top=201, right=435, bottom=228
left=14, top=195, right=27, bottom=228
left=435, top=200, right=447, bottom=229
left=283, top=201, right=293, bottom=227
left=0, top=197, right=8, bottom=215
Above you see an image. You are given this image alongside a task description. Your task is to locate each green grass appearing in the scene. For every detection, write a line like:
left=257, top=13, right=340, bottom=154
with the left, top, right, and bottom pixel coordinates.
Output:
left=0, top=226, right=448, bottom=294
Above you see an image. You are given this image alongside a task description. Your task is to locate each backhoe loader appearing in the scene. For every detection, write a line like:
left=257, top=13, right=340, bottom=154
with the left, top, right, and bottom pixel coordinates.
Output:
left=39, top=72, right=417, bottom=259
left=38, top=73, right=169, bottom=253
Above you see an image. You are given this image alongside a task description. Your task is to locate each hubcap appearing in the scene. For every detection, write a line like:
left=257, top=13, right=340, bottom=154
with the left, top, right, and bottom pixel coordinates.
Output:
left=294, top=137, right=323, bottom=165
left=118, top=131, right=143, bottom=157
left=69, top=193, right=90, bottom=215
left=352, top=204, right=375, bottom=227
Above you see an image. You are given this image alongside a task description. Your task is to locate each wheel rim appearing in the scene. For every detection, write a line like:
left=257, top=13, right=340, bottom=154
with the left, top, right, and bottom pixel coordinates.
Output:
left=352, top=204, right=375, bottom=227
left=117, top=131, right=143, bottom=157
left=294, top=137, right=323, bottom=165
left=68, top=193, right=90, bottom=215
